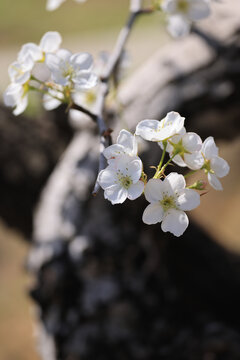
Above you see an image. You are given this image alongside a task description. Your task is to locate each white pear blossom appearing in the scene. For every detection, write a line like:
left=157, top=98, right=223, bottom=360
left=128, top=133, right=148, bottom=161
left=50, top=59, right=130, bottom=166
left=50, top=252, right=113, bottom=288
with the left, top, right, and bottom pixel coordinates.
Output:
left=18, top=32, right=62, bottom=64
left=160, top=129, right=204, bottom=170
left=4, top=83, right=29, bottom=116
left=103, top=130, right=138, bottom=164
left=201, top=137, right=230, bottom=191
left=161, top=0, right=211, bottom=37
left=46, top=0, right=86, bottom=11
left=135, top=111, right=185, bottom=142
left=46, top=49, right=97, bottom=89
left=142, top=173, right=200, bottom=236
left=97, top=155, right=144, bottom=205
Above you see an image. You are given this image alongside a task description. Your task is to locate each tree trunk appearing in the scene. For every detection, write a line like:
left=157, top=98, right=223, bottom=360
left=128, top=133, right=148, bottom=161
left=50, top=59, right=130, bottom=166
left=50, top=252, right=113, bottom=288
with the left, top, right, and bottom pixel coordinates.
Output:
left=25, top=2, right=240, bottom=358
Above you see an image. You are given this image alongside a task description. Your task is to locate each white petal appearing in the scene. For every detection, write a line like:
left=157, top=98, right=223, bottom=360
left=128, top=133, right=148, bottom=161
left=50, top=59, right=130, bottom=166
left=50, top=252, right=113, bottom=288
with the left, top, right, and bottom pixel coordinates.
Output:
left=167, top=15, right=191, bottom=38
left=56, top=48, right=72, bottom=61
left=46, top=0, right=65, bottom=11
left=74, top=72, right=98, bottom=90
left=162, top=111, right=185, bottom=133
left=184, top=152, right=204, bottom=170
left=161, top=209, right=189, bottom=237
left=13, top=95, right=28, bottom=116
left=208, top=173, right=223, bottom=191
left=135, top=119, right=161, bottom=141
left=18, top=43, right=42, bottom=62
left=97, top=168, right=117, bottom=190
left=117, top=129, right=137, bottom=156
left=182, top=132, right=202, bottom=152
left=142, top=203, right=164, bottom=225
left=45, top=53, right=62, bottom=71
left=172, top=154, right=187, bottom=167
left=71, top=52, right=93, bottom=71
left=40, top=32, right=62, bottom=53
left=4, top=83, right=23, bottom=107
left=144, top=179, right=164, bottom=203
left=8, top=61, right=32, bottom=84
left=43, top=93, right=62, bottom=110
left=128, top=181, right=144, bottom=200
left=45, top=53, right=68, bottom=85
left=103, top=144, right=125, bottom=160
left=157, top=111, right=185, bottom=140
left=126, top=158, right=142, bottom=183
left=104, top=184, right=128, bottom=204
left=165, top=172, right=186, bottom=192
left=188, top=0, right=211, bottom=21
left=176, top=189, right=200, bottom=211
left=202, top=136, right=218, bottom=159
left=210, top=156, right=230, bottom=178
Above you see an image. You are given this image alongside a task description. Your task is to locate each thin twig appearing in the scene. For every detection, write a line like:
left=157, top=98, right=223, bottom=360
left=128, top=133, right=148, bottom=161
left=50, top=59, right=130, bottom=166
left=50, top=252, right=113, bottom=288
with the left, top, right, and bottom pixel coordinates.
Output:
left=71, top=103, right=97, bottom=121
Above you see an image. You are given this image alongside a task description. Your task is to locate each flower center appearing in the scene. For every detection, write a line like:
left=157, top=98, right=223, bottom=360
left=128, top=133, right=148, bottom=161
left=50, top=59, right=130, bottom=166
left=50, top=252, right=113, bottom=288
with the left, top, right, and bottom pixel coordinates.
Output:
left=118, top=175, right=132, bottom=189
left=202, top=159, right=214, bottom=174
left=160, top=195, right=176, bottom=212
left=85, top=90, right=97, bottom=105
left=62, top=62, right=74, bottom=79
left=177, top=0, right=189, bottom=13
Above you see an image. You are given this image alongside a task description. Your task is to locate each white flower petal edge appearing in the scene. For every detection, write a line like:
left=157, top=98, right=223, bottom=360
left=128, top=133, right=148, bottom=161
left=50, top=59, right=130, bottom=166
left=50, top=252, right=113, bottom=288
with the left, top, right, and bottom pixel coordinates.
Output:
left=142, top=173, right=200, bottom=237
left=161, top=209, right=189, bottom=237
left=142, top=203, right=164, bottom=225
left=135, top=111, right=185, bottom=142
left=103, top=129, right=138, bottom=163
left=202, top=137, right=230, bottom=191
left=39, top=32, right=62, bottom=53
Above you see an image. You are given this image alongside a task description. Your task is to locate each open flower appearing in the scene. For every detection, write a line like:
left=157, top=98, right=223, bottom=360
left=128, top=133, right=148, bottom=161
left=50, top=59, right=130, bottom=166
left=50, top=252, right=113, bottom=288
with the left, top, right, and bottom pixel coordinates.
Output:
left=46, top=0, right=86, bottom=11
left=135, top=111, right=185, bottom=142
left=46, top=49, right=97, bottom=89
left=103, top=130, right=138, bottom=164
left=201, top=137, right=230, bottom=190
left=161, top=130, right=204, bottom=170
left=97, top=155, right=144, bottom=204
left=161, top=0, right=211, bottom=37
left=142, top=173, right=200, bottom=236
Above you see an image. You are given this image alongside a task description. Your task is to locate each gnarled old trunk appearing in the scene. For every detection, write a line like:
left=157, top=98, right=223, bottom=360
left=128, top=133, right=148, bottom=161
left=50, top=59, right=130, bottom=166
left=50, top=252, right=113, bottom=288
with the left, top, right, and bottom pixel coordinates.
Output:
left=28, top=2, right=240, bottom=359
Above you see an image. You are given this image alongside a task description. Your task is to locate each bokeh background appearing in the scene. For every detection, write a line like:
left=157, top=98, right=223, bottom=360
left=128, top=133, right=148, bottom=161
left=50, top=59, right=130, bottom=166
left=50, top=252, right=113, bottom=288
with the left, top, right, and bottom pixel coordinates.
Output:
left=0, top=1, right=239, bottom=359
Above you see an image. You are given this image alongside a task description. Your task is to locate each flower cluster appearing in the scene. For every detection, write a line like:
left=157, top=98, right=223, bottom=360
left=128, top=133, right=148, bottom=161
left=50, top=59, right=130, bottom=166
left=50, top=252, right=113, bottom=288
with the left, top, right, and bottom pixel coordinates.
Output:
left=98, top=111, right=229, bottom=237
left=46, top=0, right=86, bottom=11
left=155, top=0, right=212, bottom=38
left=4, top=32, right=97, bottom=115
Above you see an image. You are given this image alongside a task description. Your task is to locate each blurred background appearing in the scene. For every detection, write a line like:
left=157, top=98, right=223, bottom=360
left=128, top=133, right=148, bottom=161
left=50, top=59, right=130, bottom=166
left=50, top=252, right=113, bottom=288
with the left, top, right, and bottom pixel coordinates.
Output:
left=0, top=1, right=240, bottom=360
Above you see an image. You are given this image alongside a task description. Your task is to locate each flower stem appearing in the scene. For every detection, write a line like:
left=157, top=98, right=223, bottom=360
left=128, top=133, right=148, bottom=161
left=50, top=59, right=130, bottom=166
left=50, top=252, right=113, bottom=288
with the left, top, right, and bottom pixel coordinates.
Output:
left=154, top=149, right=177, bottom=179
left=153, top=141, right=167, bottom=178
